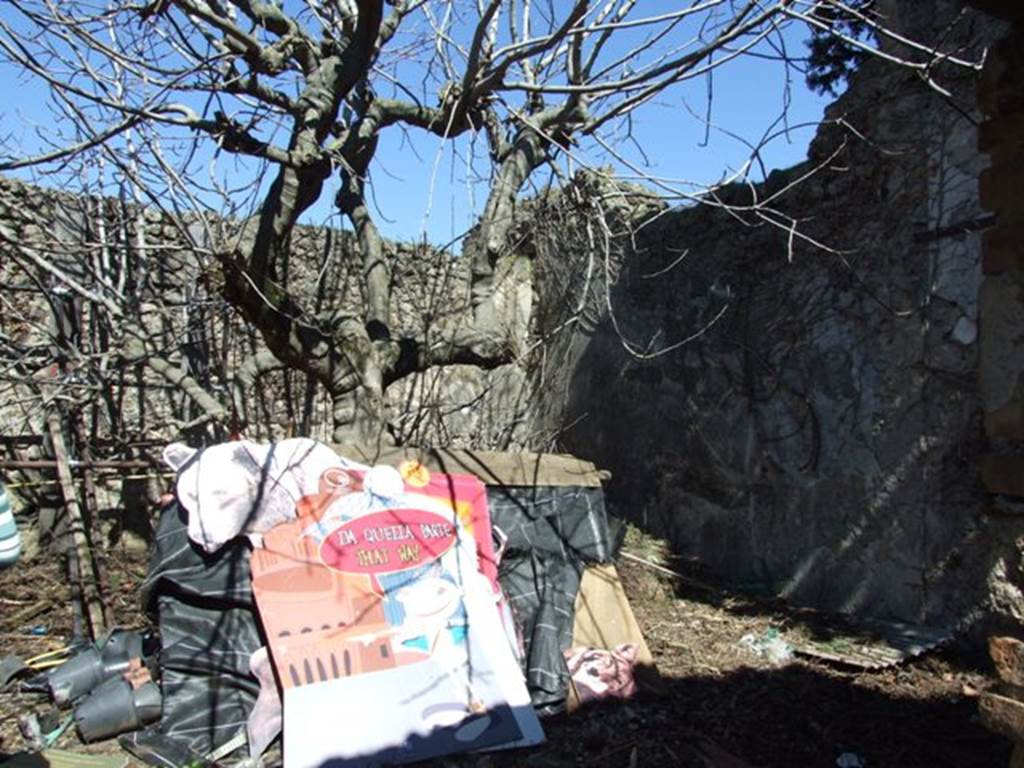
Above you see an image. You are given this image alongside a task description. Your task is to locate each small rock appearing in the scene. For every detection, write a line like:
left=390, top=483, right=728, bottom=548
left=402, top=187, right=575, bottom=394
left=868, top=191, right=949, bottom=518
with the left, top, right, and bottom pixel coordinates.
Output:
left=950, top=316, right=976, bottom=345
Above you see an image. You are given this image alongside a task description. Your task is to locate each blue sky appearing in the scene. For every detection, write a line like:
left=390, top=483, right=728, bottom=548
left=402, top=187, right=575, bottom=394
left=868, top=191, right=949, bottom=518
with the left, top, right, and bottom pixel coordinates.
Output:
left=327, top=12, right=832, bottom=245
left=0, top=4, right=834, bottom=248
left=362, top=35, right=831, bottom=245
left=313, top=22, right=833, bottom=246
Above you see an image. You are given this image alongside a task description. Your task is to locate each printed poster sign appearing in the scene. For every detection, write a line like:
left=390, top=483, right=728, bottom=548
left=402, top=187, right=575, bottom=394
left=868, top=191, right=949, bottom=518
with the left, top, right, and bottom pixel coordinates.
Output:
left=251, top=463, right=542, bottom=767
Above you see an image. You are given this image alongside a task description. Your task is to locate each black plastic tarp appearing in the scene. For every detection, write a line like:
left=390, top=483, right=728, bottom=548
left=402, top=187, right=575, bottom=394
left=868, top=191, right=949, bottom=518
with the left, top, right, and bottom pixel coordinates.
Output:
left=487, top=484, right=616, bottom=712
left=120, top=503, right=262, bottom=766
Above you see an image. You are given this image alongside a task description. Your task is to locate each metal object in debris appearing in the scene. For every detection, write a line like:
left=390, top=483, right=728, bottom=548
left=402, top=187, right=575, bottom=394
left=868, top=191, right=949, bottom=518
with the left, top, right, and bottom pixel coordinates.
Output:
left=74, top=672, right=162, bottom=742
left=47, top=629, right=148, bottom=706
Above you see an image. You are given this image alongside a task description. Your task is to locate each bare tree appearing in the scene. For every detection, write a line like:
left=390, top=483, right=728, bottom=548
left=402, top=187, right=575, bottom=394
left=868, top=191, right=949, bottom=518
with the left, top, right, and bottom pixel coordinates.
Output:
left=0, top=0, right=984, bottom=446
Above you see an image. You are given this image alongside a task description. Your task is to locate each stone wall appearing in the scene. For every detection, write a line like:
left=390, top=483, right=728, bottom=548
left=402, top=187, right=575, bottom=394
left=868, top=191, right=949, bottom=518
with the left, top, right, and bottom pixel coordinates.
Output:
left=0, top=175, right=536, bottom=558
left=527, top=2, right=1024, bottom=628
left=0, top=175, right=529, bottom=452
left=974, top=8, right=1024, bottom=622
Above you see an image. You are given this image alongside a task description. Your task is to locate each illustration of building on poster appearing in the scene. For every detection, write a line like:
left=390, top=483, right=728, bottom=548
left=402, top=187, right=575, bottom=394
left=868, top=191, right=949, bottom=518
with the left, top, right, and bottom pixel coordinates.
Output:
left=250, top=462, right=543, bottom=767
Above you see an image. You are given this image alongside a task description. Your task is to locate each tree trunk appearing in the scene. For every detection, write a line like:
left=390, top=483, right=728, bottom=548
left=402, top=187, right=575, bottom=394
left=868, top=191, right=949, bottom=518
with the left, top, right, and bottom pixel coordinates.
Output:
left=468, top=133, right=544, bottom=314
left=463, top=133, right=545, bottom=356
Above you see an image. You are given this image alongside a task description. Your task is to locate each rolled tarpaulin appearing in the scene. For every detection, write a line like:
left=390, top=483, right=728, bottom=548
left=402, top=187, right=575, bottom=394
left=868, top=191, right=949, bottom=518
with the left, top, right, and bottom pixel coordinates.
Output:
left=0, top=480, right=22, bottom=567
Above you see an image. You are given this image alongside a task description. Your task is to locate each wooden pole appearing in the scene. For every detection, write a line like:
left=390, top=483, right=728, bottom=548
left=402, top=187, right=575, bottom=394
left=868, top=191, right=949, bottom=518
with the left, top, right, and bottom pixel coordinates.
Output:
left=46, top=412, right=106, bottom=641
left=0, top=459, right=158, bottom=470
left=71, top=408, right=114, bottom=630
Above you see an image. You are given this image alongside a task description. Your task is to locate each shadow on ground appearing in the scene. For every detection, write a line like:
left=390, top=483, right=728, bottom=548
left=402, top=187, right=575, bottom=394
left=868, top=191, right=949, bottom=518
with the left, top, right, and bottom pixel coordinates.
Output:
left=482, top=658, right=1006, bottom=768
left=481, top=535, right=1010, bottom=768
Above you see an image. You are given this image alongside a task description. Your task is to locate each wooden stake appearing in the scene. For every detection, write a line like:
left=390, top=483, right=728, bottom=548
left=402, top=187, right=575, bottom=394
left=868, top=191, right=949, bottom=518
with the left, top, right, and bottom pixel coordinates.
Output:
left=47, top=412, right=106, bottom=640
left=71, top=408, right=114, bottom=630
left=0, top=459, right=157, bottom=470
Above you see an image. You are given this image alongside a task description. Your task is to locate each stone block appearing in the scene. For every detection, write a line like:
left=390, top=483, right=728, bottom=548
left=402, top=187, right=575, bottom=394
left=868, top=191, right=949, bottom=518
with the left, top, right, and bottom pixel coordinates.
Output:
left=980, top=691, right=1024, bottom=742
left=980, top=456, right=1024, bottom=497
left=992, top=637, right=1024, bottom=687
left=983, top=221, right=1024, bottom=274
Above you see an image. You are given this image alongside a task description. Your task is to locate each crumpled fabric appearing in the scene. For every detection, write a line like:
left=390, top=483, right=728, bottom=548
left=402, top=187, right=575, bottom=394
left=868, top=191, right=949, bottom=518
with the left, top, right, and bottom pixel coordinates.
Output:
left=487, top=484, right=617, bottom=712
left=246, top=647, right=282, bottom=758
left=498, top=554, right=581, bottom=708
left=162, top=438, right=364, bottom=553
left=564, top=644, right=638, bottom=704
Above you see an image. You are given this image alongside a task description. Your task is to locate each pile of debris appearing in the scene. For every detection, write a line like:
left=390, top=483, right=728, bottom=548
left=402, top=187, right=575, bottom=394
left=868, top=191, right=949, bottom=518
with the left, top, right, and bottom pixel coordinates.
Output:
left=1, top=439, right=655, bottom=767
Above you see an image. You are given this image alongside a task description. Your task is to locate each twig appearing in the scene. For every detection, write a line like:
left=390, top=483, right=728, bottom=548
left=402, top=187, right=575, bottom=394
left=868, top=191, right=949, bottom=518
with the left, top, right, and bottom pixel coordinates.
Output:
left=619, top=549, right=718, bottom=592
left=6, top=601, right=51, bottom=627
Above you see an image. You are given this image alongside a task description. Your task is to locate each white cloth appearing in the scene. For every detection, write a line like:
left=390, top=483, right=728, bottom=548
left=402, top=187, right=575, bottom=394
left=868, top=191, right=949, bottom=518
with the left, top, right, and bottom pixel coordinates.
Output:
left=247, top=646, right=283, bottom=759
left=162, top=438, right=364, bottom=553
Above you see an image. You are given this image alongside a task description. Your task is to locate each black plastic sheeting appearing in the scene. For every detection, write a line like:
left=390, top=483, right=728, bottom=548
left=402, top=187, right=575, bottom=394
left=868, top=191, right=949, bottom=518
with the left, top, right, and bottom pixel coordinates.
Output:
left=123, top=483, right=615, bottom=765
left=488, top=485, right=617, bottom=713
left=120, top=503, right=262, bottom=767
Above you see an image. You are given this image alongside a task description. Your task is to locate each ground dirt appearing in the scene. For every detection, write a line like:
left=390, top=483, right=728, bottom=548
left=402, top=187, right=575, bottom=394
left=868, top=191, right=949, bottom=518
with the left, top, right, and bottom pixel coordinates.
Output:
left=0, top=525, right=1011, bottom=768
